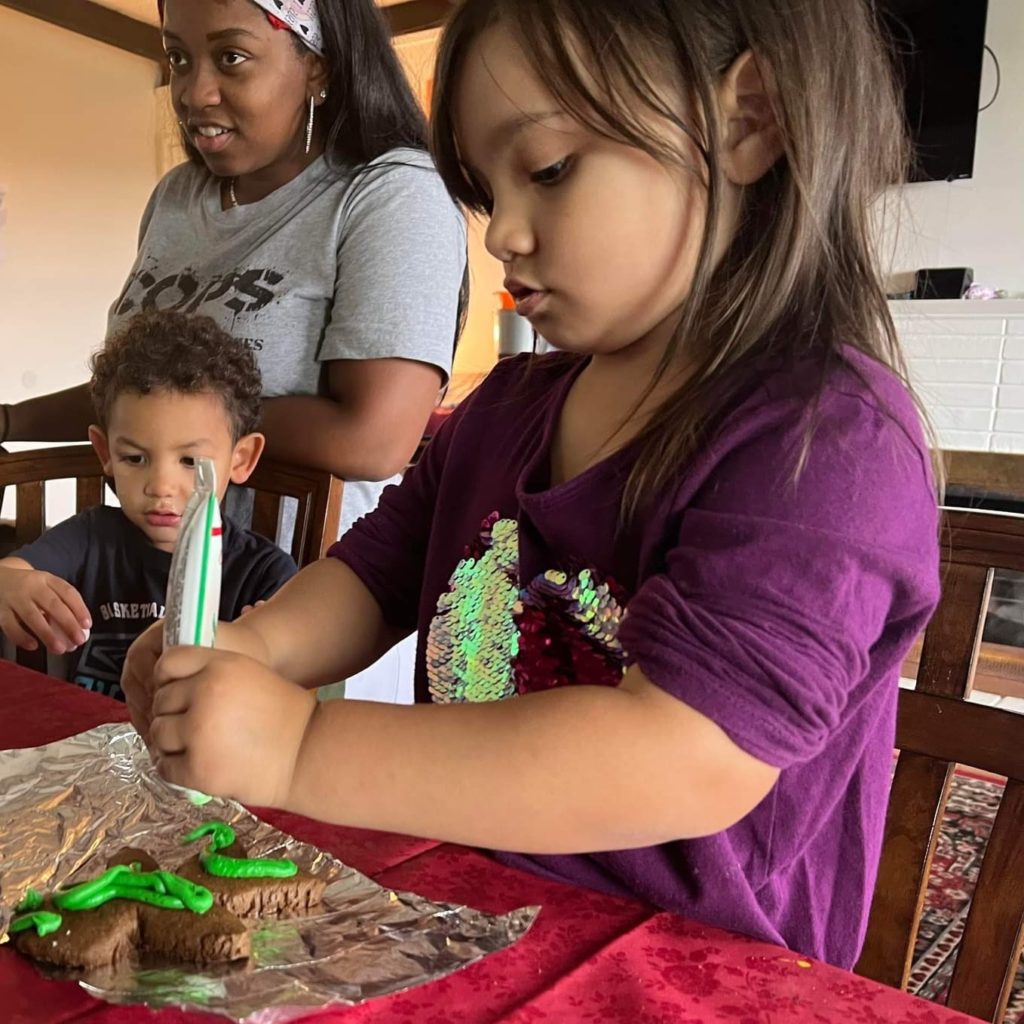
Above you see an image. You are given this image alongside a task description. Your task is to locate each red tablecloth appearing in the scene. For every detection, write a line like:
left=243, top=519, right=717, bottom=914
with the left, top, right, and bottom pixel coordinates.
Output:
left=0, top=663, right=980, bottom=1024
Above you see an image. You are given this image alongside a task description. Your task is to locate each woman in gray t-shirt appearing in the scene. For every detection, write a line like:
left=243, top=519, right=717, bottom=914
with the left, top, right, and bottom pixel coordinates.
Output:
left=2, top=0, right=466, bottom=538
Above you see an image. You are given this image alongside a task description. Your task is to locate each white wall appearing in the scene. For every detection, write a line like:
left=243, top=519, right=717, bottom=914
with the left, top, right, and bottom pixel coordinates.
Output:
left=0, top=7, right=161, bottom=403
left=884, top=0, right=1024, bottom=292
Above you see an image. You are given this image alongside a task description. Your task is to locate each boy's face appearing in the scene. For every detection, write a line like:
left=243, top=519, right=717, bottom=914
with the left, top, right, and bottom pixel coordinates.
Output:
left=89, top=390, right=264, bottom=553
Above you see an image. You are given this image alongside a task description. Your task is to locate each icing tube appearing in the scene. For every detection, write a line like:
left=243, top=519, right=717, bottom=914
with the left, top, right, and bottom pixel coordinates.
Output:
left=164, top=458, right=222, bottom=649
left=163, top=457, right=222, bottom=807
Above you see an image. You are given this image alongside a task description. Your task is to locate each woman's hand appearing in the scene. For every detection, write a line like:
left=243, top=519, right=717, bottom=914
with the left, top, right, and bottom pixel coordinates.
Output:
left=148, top=646, right=317, bottom=809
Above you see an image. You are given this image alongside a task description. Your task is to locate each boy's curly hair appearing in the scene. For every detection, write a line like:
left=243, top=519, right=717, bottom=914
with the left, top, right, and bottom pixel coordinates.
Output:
left=90, top=312, right=262, bottom=440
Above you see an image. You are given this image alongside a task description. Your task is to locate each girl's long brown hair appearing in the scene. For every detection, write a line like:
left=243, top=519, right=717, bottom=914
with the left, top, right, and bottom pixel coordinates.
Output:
left=431, top=0, right=931, bottom=517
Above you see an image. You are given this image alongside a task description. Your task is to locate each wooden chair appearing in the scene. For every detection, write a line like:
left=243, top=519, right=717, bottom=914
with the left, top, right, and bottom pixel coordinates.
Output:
left=0, top=445, right=342, bottom=672
left=943, top=449, right=1024, bottom=504
left=901, top=450, right=1024, bottom=701
left=858, top=508, right=1024, bottom=1023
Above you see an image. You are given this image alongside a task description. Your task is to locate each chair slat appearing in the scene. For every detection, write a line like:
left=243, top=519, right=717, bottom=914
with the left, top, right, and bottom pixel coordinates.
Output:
left=14, top=481, right=45, bottom=547
left=857, top=752, right=953, bottom=988
left=318, top=476, right=344, bottom=559
left=251, top=491, right=282, bottom=546
left=288, top=495, right=312, bottom=565
left=76, top=476, right=103, bottom=513
left=948, top=778, right=1024, bottom=1022
left=915, top=560, right=990, bottom=699
left=897, top=691, right=1024, bottom=780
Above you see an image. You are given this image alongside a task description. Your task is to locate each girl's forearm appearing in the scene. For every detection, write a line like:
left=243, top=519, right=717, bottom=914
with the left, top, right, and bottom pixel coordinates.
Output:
left=227, top=558, right=407, bottom=688
left=284, top=670, right=779, bottom=853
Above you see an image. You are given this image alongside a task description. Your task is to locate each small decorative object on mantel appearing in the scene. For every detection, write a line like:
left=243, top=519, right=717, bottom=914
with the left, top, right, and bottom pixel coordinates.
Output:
left=964, top=284, right=1009, bottom=301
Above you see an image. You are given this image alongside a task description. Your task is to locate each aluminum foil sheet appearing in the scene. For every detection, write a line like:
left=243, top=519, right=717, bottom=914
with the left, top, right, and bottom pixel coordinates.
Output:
left=0, top=724, right=538, bottom=1021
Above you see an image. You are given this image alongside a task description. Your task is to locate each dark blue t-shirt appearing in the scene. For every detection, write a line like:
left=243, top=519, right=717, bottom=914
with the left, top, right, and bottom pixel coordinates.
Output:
left=12, top=506, right=296, bottom=699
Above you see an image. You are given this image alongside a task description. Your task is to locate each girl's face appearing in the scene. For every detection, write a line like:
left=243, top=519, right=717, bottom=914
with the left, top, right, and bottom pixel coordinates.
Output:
left=162, top=0, right=321, bottom=183
left=454, top=24, right=715, bottom=359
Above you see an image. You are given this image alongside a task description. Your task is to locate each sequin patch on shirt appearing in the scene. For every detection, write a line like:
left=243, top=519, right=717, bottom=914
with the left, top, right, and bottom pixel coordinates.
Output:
left=426, top=515, right=628, bottom=704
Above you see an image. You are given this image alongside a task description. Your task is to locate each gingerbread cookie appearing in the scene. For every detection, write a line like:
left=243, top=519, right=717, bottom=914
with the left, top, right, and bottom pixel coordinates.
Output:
left=178, top=821, right=325, bottom=919
left=9, top=822, right=323, bottom=970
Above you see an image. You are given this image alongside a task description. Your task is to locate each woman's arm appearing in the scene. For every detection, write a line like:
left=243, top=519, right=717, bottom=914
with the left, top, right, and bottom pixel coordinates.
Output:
left=4, top=384, right=94, bottom=442
left=260, top=358, right=442, bottom=481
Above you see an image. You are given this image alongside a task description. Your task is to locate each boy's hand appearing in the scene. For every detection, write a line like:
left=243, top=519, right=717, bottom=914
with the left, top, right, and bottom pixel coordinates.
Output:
left=0, top=565, right=91, bottom=655
left=148, top=646, right=317, bottom=809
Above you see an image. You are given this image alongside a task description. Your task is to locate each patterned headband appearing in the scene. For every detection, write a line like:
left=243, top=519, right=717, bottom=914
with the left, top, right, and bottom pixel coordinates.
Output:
left=249, top=0, right=325, bottom=56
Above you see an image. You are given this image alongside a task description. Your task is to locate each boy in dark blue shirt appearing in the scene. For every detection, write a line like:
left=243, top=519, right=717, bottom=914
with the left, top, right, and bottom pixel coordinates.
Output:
left=0, top=311, right=296, bottom=699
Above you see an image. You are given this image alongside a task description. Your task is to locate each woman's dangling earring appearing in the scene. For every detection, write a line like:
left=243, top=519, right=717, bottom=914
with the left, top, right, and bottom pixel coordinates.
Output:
left=305, top=95, right=315, bottom=156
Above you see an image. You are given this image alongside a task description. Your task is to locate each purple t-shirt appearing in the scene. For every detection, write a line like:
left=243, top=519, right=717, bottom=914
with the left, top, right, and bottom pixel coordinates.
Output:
left=331, top=351, right=940, bottom=967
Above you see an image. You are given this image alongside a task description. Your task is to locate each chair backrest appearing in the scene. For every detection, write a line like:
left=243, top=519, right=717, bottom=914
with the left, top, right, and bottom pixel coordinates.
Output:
left=0, top=445, right=342, bottom=670
left=246, top=458, right=343, bottom=566
left=857, top=508, right=1024, bottom=1023
left=943, top=449, right=1024, bottom=503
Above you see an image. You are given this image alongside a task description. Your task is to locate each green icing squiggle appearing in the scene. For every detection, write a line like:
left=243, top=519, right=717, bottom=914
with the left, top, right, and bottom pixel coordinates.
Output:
left=183, top=822, right=299, bottom=879
left=10, top=911, right=62, bottom=937
left=52, top=863, right=212, bottom=914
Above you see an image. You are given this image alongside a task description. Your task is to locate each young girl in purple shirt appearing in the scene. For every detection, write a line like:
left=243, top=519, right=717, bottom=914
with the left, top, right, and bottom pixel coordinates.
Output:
left=123, top=0, right=940, bottom=967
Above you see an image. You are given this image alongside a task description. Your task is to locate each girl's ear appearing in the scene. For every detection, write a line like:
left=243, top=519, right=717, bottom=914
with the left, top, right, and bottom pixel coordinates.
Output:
left=88, top=426, right=114, bottom=476
left=229, top=433, right=266, bottom=486
left=718, top=50, right=784, bottom=187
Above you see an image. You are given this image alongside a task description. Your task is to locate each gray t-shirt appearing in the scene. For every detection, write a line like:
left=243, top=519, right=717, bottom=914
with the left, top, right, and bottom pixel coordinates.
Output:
left=107, top=148, right=466, bottom=535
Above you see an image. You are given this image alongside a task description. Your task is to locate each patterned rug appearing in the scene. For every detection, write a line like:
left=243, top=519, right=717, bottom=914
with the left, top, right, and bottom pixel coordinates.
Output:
left=909, top=770, right=1022, bottom=1019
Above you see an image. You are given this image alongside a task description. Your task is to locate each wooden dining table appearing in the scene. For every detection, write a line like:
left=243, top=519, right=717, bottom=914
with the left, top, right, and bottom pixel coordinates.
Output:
left=0, top=661, right=982, bottom=1024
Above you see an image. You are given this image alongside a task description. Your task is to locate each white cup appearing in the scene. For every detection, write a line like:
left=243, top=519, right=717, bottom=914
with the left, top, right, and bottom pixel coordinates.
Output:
left=494, top=309, right=535, bottom=358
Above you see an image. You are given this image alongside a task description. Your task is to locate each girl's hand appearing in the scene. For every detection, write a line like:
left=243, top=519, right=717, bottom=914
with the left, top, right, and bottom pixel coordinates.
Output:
left=121, top=620, right=165, bottom=743
left=148, top=646, right=318, bottom=809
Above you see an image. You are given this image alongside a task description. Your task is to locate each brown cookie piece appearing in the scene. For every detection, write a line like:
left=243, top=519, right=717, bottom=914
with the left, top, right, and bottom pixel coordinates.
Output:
left=11, top=847, right=252, bottom=970
left=138, top=903, right=250, bottom=963
left=175, top=844, right=326, bottom=919
left=12, top=895, right=140, bottom=971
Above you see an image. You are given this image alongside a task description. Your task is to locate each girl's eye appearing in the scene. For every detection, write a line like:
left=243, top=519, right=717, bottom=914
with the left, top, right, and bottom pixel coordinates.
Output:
left=181, top=456, right=197, bottom=468
left=165, top=49, right=188, bottom=71
left=220, top=51, right=248, bottom=68
left=119, top=454, right=144, bottom=465
left=530, top=158, right=572, bottom=186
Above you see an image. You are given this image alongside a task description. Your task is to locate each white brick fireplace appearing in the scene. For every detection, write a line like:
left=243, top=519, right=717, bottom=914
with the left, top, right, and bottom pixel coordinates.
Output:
left=894, top=300, right=1024, bottom=453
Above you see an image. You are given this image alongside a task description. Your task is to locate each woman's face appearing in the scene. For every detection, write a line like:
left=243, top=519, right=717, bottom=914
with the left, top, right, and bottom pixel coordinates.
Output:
left=162, top=0, right=321, bottom=182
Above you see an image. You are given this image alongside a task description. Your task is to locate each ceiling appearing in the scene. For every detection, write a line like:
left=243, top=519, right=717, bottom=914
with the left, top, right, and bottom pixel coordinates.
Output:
left=96, top=0, right=409, bottom=28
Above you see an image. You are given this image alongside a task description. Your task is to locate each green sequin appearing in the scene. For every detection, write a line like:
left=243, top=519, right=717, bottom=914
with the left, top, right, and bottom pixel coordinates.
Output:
left=426, top=517, right=626, bottom=704
left=428, top=518, right=521, bottom=703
